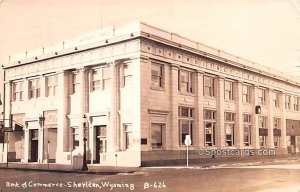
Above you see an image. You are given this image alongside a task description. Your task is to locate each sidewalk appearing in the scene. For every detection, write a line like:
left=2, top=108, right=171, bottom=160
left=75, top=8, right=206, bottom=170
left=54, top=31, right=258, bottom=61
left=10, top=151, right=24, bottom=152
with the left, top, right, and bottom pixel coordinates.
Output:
left=1, top=156, right=300, bottom=174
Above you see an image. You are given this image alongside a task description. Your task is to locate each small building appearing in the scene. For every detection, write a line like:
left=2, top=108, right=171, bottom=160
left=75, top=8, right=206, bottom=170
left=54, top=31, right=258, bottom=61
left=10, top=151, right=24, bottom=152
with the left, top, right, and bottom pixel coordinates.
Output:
left=1, top=22, right=300, bottom=167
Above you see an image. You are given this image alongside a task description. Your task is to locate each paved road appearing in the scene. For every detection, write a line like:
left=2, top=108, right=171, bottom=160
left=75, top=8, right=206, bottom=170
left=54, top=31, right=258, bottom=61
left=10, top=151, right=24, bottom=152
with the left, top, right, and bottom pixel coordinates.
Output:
left=0, top=164, right=300, bottom=192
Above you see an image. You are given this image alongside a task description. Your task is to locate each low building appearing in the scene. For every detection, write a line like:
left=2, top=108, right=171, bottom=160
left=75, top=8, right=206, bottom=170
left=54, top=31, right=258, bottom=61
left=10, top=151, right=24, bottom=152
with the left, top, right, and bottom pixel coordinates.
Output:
left=1, top=22, right=300, bottom=167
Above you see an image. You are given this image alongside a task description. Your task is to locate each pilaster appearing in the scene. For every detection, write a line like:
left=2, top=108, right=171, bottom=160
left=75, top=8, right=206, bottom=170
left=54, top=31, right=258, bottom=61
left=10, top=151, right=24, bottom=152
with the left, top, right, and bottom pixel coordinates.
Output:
left=216, top=76, right=225, bottom=148
left=267, top=89, right=274, bottom=148
left=235, top=81, right=243, bottom=148
left=196, top=71, right=204, bottom=148
left=280, top=92, right=287, bottom=148
left=252, top=86, right=260, bottom=149
left=170, top=64, right=179, bottom=149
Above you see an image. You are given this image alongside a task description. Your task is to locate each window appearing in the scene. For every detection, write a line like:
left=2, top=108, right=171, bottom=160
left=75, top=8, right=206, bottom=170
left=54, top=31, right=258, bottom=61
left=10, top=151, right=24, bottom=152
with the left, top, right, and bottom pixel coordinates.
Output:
left=151, top=63, right=164, bottom=88
left=151, top=123, right=164, bottom=149
left=179, top=107, right=194, bottom=146
left=124, top=124, right=132, bottom=150
left=273, top=118, right=281, bottom=148
left=102, top=67, right=111, bottom=90
left=72, top=127, right=79, bottom=150
left=285, top=95, right=291, bottom=110
left=92, top=69, right=101, bottom=91
left=224, top=80, right=234, bottom=100
left=204, top=110, right=216, bottom=146
left=45, top=75, right=58, bottom=97
left=92, top=67, right=111, bottom=91
left=294, top=97, right=299, bottom=111
left=259, top=136, right=266, bottom=148
left=12, top=81, right=24, bottom=101
left=259, top=116, right=267, bottom=148
left=259, top=116, right=267, bottom=128
left=225, top=112, right=235, bottom=146
left=72, top=73, right=80, bottom=94
left=204, top=76, right=215, bottom=97
left=242, top=85, right=251, bottom=103
left=179, top=69, right=193, bottom=94
left=243, top=114, right=252, bottom=146
left=273, top=92, right=279, bottom=108
left=258, top=89, right=266, bottom=105
left=123, top=64, right=132, bottom=88
left=28, top=79, right=40, bottom=99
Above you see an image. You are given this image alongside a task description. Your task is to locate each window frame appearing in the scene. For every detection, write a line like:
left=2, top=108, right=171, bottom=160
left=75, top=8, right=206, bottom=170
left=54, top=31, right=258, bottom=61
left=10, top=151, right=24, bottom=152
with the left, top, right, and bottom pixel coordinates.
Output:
left=242, top=85, right=251, bottom=103
left=224, top=80, right=234, bottom=101
left=179, top=69, right=194, bottom=94
left=225, top=112, right=235, bottom=146
left=204, top=76, right=215, bottom=97
left=204, top=109, right=216, bottom=147
left=151, top=63, right=164, bottom=89
left=28, top=78, right=41, bottom=99
left=243, top=114, right=252, bottom=146
left=151, top=123, right=165, bottom=150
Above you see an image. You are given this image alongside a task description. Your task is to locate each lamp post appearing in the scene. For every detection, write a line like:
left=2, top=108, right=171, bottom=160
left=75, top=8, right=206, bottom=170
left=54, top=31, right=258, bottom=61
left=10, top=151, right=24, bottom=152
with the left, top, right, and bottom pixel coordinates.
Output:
left=0, top=120, right=4, bottom=163
left=82, top=114, right=88, bottom=172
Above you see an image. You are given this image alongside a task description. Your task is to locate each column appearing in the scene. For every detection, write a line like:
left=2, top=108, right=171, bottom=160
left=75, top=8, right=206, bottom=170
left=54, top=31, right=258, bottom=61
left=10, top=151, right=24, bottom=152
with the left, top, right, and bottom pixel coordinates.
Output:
left=170, top=64, right=179, bottom=149
left=252, top=86, right=260, bottom=149
left=80, top=68, right=89, bottom=152
left=267, top=89, right=274, bottom=148
left=196, top=71, right=204, bottom=148
left=216, top=76, right=225, bottom=148
left=235, top=81, right=243, bottom=148
left=280, top=92, right=287, bottom=149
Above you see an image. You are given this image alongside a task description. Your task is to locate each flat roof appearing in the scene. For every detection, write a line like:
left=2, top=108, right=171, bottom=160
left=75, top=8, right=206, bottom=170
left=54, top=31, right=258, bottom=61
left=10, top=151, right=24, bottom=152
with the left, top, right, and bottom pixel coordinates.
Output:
left=3, top=21, right=299, bottom=85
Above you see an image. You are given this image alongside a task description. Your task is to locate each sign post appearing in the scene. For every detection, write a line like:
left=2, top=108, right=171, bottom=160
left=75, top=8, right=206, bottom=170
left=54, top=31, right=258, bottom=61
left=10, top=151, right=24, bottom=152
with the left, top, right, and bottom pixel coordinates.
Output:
left=184, top=135, right=192, bottom=167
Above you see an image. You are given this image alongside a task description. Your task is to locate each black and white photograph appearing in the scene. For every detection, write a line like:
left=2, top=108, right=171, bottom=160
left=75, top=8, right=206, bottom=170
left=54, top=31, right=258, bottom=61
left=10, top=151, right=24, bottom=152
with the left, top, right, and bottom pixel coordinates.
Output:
left=0, top=0, right=300, bottom=191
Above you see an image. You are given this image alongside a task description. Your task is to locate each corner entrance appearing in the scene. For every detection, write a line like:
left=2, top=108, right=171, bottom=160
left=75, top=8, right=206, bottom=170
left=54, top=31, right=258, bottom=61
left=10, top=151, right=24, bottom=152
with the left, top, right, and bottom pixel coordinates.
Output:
left=94, top=125, right=107, bottom=164
left=29, top=129, right=39, bottom=162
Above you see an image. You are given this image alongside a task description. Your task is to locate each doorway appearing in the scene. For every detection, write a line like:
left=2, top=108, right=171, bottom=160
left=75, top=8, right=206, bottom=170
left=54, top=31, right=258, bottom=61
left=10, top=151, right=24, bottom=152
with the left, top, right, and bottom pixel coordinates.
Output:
left=30, top=130, right=39, bottom=162
left=95, top=126, right=107, bottom=164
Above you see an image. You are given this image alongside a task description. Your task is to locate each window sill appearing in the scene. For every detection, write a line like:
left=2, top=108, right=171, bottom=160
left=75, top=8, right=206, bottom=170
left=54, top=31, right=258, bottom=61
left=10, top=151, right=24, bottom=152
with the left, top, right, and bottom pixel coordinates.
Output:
left=224, top=99, right=236, bottom=103
left=204, top=96, right=216, bottom=100
left=150, top=86, right=165, bottom=92
left=179, top=92, right=195, bottom=97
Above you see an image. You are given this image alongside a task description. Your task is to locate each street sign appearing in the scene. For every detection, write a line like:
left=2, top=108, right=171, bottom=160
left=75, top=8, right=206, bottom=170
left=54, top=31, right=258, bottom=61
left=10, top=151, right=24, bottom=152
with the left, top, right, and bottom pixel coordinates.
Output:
left=184, top=135, right=192, bottom=146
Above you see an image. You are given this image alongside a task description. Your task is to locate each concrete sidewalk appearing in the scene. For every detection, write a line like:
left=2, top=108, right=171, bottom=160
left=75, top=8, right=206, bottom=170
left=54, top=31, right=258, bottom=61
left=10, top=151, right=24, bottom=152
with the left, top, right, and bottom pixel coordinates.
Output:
left=0, top=162, right=140, bottom=175
left=1, top=156, right=300, bottom=174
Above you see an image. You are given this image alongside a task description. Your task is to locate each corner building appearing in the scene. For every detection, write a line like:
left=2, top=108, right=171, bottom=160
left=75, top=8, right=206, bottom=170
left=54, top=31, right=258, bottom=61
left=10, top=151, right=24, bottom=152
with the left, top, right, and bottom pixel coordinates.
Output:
left=2, top=22, right=300, bottom=167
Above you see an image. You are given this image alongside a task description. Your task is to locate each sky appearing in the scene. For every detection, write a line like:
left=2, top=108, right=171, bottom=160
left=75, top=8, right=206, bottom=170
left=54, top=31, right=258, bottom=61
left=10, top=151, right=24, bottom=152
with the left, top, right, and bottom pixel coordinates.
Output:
left=0, top=0, right=300, bottom=88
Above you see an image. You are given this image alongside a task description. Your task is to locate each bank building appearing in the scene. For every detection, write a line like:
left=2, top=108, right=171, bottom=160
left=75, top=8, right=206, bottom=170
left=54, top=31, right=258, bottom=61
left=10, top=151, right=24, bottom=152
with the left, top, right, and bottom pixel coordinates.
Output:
left=0, top=22, right=300, bottom=167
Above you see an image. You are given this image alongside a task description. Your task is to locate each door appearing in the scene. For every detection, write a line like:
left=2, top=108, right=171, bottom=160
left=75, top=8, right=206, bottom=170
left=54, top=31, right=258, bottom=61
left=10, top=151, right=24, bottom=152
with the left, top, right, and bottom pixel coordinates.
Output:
left=30, top=129, right=39, bottom=162
left=95, top=126, right=107, bottom=164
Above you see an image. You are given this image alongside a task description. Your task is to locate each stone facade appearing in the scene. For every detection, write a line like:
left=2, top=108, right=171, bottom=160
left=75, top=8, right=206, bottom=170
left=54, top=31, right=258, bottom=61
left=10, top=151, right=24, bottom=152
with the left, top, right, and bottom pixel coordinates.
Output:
left=1, top=22, right=300, bottom=167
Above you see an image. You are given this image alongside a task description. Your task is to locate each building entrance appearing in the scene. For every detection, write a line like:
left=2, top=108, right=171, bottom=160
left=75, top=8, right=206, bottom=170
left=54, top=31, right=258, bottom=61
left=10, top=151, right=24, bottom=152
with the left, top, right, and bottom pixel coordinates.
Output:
left=30, top=130, right=39, bottom=162
left=95, top=126, right=107, bottom=164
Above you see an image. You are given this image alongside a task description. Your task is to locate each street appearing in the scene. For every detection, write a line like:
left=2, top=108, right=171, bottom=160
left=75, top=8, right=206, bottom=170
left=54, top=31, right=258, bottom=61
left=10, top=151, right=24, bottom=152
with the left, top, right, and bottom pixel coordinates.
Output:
left=0, top=163, right=300, bottom=192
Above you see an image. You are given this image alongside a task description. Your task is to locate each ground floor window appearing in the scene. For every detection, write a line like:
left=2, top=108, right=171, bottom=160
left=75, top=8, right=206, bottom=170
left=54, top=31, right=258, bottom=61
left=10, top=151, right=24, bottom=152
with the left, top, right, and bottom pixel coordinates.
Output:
left=244, top=125, right=251, bottom=146
left=179, top=120, right=193, bottom=146
left=225, top=124, right=234, bottom=146
left=274, top=136, right=280, bottom=148
left=259, top=136, right=266, bottom=148
left=124, top=124, right=132, bottom=150
left=151, top=123, right=164, bottom=149
left=72, top=127, right=79, bottom=150
left=205, top=122, right=215, bottom=146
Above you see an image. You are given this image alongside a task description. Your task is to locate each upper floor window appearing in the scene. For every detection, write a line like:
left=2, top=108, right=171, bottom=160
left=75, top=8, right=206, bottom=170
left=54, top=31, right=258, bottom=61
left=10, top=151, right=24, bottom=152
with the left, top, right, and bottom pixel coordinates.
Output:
left=92, top=67, right=111, bottom=91
left=258, top=88, right=266, bottom=105
left=204, top=76, right=215, bottom=97
left=179, top=69, right=193, bottom=94
left=224, top=80, right=234, bottom=100
left=294, top=97, right=299, bottom=111
left=45, top=75, right=58, bottom=97
left=151, top=63, right=164, bottom=88
left=285, top=95, right=291, bottom=110
left=12, top=81, right=24, bottom=101
left=273, top=92, right=279, bottom=108
left=242, top=85, right=251, bottom=103
left=72, top=73, right=80, bottom=94
left=28, top=78, right=40, bottom=99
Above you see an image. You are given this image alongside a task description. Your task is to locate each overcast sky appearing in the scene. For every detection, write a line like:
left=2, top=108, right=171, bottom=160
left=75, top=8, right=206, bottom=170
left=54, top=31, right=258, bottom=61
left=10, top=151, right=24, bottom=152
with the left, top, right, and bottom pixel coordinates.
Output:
left=0, top=0, right=300, bottom=84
